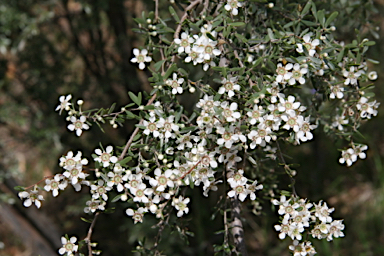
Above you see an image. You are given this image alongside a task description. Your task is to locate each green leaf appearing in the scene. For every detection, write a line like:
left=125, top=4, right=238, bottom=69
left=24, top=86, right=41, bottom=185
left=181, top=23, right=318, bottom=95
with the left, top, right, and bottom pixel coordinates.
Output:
left=180, top=126, right=197, bottom=133
left=336, top=48, right=345, bottom=62
left=317, top=10, right=325, bottom=26
left=267, top=28, right=275, bottom=40
left=154, top=60, right=166, bottom=71
left=235, top=33, right=247, bottom=43
left=111, top=194, right=123, bottom=203
left=143, top=105, right=155, bottom=110
left=14, top=186, right=25, bottom=191
left=325, top=11, right=338, bottom=27
left=81, top=217, right=93, bottom=223
left=169, top=6, right=180, bottom=23
left=108, top=103, right=116, bottom=114
left=229, top=22, right=245, bottom=27
left=301, top=0, right=312, bottom=16
left=367, top=58, right=380, bottom=64
left=128, top=92, right=141, bottom=106
left=118, top=156, right=132, bottom=166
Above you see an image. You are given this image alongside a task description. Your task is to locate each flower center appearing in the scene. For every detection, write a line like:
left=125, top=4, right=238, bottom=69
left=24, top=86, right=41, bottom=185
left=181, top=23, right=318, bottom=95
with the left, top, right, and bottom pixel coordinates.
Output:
left=101, top=153, right=110, bottom=162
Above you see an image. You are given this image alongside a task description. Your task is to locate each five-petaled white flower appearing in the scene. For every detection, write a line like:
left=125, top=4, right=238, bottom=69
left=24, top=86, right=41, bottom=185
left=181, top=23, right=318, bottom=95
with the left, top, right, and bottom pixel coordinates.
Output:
left=224, top=0, right=243, bottom=15
left=174, top=32, right=194, bottom=53
left=172, top=195, right=190, bottom=217
left=94, top=145, right=118, bottom=167
left=56, top=94, right=72, bottom=115
left=166, top=73, right=184, bottom=94
left=131, top=48, right=152, bottom=70
left=67, top=115, right=89, bottom=136
left=296, top=33, right=320, bottom=57
left=59, top=236, right=78, bottom=256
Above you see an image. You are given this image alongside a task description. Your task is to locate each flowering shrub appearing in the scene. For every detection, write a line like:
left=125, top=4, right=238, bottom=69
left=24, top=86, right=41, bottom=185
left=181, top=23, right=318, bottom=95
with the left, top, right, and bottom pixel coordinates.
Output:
left=16, top=0, right=380, bottom=255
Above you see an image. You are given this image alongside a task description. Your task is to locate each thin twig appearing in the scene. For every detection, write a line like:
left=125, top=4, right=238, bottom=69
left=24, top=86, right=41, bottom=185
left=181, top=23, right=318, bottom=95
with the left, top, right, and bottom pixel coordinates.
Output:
left=174, top=0, right=202, bottom=39
left=154, top=0, right=159, bottom=22
left=119, top=93, right=157, bottom=161
left=275, top=140, right=298, bottom=197
left=84, top=212, right=100, bottom=256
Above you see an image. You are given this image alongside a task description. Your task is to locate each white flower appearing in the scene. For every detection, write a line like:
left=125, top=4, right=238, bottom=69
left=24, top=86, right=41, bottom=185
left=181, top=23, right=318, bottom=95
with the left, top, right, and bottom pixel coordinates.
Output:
left=63, top=164, right=87, bottom=185
left=18, top=189, right=44, bottom=208
left=356, top=96, right=380, bottom=119
left=174, top=32, right=194, bottom=53
left=59, top=151, right=88, bottom=170
left=143, top=116, right=160, bottom=137
left=343, top=66, right=363, bottom=85
left=94, top=145, right=118, bottom=168
left=56, top=94, right=72, bottom=115
left=166, top=73, right=184, bottom=94
left=314, top=201, right=334, bottom=223
left=326, top=220, right=345, bottom=241
left=172, top=196, right=190, bottom=217
left=107, top=169, right=128, bottom=192
left=157, top=115, right=179, bottom=139
left=44, top=174, right=67, bottom=197
left=329, top=85, right=344, bottom=99
left=218, top=76, right=240, bottom=98
left=59, top=236, right=78, bottom=256
left=224, top=0, right=243, bottom=16
left=289, top=63, right=307, bottom=85
left=276, top=63, right=293, bottom=83
left=247, top=105, right=264, bottom=125
left=126, top=207, right=147, bottom=223
left=220, top=101, right=241, bottom=122
left=67, top=115, right=89, bottom=136
left=91, top=180, right=111, bottom=201
left=339, top=148, right=357, bottom=167
left=296, top=33, right=320, bottom=57
left=84, top=199, right=106, bottom=213
left=131, top=48, right=152, bottom=70
left=245, top=180, right=263, bottom=200
left=149, top=168, right=175, bottom=192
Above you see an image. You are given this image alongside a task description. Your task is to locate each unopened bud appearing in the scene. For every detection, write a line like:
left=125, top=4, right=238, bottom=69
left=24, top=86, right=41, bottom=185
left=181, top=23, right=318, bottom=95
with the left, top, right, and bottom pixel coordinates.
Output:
left=189, top=87, right=196, bottom=93
left=158, top=154, right=164, bottom=160
left=146, top=19, right=152, bottom=24
left=113, top=124, right=118, bottom=129
left=268, top=3, right=274, bottom=8
left=77, top=100, right=84, bottom=105
left=139, top=105, right=145, bottom=110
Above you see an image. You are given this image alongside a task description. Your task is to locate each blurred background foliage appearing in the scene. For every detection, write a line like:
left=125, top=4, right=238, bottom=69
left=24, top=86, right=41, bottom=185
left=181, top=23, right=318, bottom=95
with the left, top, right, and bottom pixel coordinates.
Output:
left=0, top=0, right=383, bottom=255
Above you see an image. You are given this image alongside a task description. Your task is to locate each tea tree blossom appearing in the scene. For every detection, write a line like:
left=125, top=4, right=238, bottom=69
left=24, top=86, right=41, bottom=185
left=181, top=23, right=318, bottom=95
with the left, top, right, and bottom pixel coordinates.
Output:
left=172, top=196, right=190, bottom=217
left=59, top=236, right=78, bottom=256
left=339, top=147, right=357, bottom=166
left=166, top=73, right=184, bottom=94
left=219, top=76, right=240, bottom=98
left=289, top=63, right=307, bottom=85
left=343, top=66, right=363, bottom=85
left=174, top=32, right=194, bottom=53
left=131, top=48, right=152, bottom=70
left=296, top=33, right=320, bottom=57
left=67, top=115, right=89, bottom=136
left=44, top=174, right=68, bottom=197
left=330, top=85, right=344, bottom=99
left=276, top=63, right=293, bottom=83
left=56, top=94, right=72, bottom=114
left=356, top=96, right=379, bottom=119
left=94, top=145, right=118, bottom=167
left=126, top=207, right=147, bottom=223
left=18, top=189, right=44, bottom=208
left=224, top=0, right=243, bottom=15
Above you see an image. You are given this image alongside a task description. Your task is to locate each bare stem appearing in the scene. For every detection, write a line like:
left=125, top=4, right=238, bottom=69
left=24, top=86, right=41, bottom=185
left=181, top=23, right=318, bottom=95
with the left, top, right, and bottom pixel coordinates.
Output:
left=275, top=140, right=298, bottom=197
left=230, top=198, right=248, bottom=256
left=84, top=212, right=100, bottom=256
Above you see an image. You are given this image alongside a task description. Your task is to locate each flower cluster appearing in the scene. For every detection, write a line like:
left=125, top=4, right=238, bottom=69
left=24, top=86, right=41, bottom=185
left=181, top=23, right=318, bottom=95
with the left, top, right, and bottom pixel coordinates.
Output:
left=174, top=25, right=221, bottom=71
left=339, top=144, right=368, bottom=167
left=273, top=195, right=345, bottom=252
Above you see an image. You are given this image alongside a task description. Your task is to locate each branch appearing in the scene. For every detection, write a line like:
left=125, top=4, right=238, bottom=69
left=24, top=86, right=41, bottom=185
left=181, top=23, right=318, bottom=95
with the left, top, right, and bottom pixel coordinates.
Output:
left=118, top=93, right=157, bottom=161
left=84, top=212, right=100, bottom=256
left=174, top=0, right=203, bottom=39
left=230, top=198, right=248, bottom=256
left=275, top=140, right=298, bottom=197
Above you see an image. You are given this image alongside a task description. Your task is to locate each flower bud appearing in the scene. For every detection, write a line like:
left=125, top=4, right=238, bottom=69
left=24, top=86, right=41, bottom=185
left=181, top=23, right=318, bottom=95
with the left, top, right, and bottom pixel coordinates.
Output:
left=77, top=100, right=84, bottom=105
left=146, top=19, right=152, bottom=24
left=158, top=154, right=164, bottom=160
left=113, top=124, right=118, bottom=129
left=189, top=86, right=195, bottom=93
left=268, top=3, right=274, bottom=8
